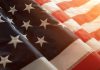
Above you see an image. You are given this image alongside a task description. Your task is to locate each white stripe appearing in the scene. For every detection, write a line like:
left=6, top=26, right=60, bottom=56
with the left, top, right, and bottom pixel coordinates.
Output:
left=86, top=38, right=100, bottom=51
left=64, top=0, right=100, bottom=17
left=51, top=39, right=92, bottom=70
left=82, top=16, right=100, bottom=33
left=21, top=57, right=57, bottom=70
left=51, top=0, right=72, bottom=4
left=42, top=2, right=60, bottom=14
left=64, top=19, right=81, bottom=32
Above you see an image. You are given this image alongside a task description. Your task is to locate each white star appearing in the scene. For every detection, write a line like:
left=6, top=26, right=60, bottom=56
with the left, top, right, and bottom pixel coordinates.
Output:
left=40, top=19, right=50, bottom=29
left=8, top=5, right=17, bottom=15
left=24, top=3, right=35, bottom=13
left=0, top=55, right=12, bottom=68
left=8, top=35, right=22, bottom=48
left=35, top=36, right=47, bottom=47
left=7, top=17, right=13, bottom=23
left=21, top=20, right=32, bottom=30
left=23, top=34, right=28, bottom=40
left=0, top=16, right=5, bottom=23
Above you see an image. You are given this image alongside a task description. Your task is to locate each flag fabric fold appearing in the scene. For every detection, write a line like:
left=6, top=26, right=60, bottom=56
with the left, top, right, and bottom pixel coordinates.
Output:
left=51, top=0, right=100, bottom=42
left=34, top=0, right=100, bottom=52
left=0, top=0, right=100, bottom=70
left=0, top=13, right=57, bottom=70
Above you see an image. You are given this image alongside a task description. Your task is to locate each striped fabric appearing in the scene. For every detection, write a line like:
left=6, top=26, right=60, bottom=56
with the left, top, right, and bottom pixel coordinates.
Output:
left=34, top=0, right=100, bottom=52
left=51, top=0, right=100, bottom=42
left=21, top=57, right=57, bottom=70
left=0, top=0, right=100, bottom=70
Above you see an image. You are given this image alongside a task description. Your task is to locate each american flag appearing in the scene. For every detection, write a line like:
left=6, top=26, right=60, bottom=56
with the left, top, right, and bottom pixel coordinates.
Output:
left=34, top=0, right=100, bottom=52
left=0, top=0, right=100, bottom=70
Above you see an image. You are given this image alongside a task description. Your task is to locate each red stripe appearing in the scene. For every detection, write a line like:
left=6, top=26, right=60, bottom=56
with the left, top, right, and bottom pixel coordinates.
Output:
left=57, top=0, right=89, bottom=10
left=75, top=29, right=92, bottom=42
left=91, top=29, right=100, bottom=41
left=73, top=4, right=100, bottom=25
left=35, top=0, right=50, bottom=5
left=52, top=10, right=69, bottom=22
left=72, top=52, right=100, bottom=70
